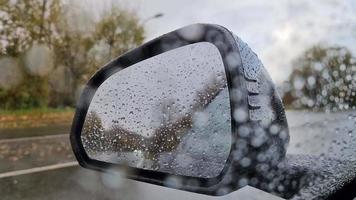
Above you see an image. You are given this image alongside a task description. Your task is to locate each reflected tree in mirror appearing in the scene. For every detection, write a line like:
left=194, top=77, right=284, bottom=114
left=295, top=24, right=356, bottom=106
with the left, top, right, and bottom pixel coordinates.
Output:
left=82, top=111, right=106, bottom=153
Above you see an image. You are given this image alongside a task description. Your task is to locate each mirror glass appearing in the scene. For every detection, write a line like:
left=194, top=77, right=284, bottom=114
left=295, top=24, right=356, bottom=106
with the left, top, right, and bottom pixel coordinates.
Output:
left=81, top=42, right=232, bottom=178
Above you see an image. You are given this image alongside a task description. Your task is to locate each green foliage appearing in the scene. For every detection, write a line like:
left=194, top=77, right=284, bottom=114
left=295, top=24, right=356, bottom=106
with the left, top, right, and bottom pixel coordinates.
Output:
left=94, top=7, right=144, bottom=60
left=0, top=74, right=50, bottom=109
left=283, top=45, right=356, bottom=111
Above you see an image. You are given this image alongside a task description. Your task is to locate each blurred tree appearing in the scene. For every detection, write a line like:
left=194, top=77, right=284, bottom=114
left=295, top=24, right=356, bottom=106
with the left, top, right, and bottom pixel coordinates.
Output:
left=52, top=5, right=145, bottom=106
left=50, top=30, right=95, bottom=106
left=0, top=0, right=145, bottom=109
left=283, top=45, right=356, bottom=111
left=0, top=0, right=60, bottom=109
left=0, top=0, right=61, bottom=56
left=94, top=7, right=144, bottom=61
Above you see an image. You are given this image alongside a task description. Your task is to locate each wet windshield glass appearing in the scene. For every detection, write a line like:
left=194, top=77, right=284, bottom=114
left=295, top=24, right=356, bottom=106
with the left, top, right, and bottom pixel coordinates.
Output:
left=0, top=0, right=355, bottom=200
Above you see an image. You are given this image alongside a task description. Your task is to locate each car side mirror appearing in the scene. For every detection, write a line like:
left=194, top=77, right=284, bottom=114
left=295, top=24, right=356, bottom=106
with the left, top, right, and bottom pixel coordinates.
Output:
left=70, top=24, right=289, bottom=196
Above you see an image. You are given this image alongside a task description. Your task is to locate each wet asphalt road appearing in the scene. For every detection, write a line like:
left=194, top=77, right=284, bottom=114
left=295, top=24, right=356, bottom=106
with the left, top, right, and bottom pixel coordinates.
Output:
left=0, top=110, right=355, bottom=200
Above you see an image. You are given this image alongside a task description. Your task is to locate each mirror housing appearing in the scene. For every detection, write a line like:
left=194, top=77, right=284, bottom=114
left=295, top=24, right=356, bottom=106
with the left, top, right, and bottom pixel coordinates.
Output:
left=70, top=23, right=289, bottom=196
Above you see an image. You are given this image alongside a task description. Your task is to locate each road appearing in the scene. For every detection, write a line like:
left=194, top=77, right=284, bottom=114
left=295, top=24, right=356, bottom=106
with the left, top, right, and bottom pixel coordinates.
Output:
left=287, top=110, right=356, bottom=160
left=0, top=110, right=355, bottom=200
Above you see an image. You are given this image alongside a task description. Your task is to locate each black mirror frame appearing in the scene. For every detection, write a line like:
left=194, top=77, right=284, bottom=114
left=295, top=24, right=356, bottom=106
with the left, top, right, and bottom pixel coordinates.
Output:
left=70, top=23, right=249, bottom=195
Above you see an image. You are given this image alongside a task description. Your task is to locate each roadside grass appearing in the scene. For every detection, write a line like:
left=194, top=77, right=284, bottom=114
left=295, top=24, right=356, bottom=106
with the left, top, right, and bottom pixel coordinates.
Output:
left=0, top=107, right=74, bottom=129
left=0, top=107, right=74, bottom=115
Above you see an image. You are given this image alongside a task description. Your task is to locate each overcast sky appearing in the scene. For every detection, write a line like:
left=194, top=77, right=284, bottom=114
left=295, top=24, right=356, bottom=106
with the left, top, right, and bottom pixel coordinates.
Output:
left=80, top=0, right=356, bottom=83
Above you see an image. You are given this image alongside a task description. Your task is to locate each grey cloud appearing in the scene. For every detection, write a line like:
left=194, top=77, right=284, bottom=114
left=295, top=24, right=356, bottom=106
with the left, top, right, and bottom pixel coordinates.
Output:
left=82, top=0, right=356, bottom=83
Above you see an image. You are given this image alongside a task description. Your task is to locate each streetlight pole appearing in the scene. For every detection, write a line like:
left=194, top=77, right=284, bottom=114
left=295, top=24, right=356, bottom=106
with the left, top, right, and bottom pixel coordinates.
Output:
left=141, top=13, right=164, bottom=25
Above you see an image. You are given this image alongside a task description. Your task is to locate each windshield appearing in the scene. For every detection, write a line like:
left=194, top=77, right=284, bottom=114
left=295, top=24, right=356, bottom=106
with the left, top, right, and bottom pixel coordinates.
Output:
left=0, top=0, right=355, bottom=200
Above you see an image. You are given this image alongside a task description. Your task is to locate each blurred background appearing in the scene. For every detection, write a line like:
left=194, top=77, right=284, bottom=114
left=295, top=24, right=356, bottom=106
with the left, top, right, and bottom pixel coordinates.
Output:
left=0, top=0, right=355, bottom=199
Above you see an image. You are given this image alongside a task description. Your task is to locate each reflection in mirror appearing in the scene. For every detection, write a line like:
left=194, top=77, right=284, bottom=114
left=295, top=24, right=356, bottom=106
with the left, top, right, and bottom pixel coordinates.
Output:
left=81, top=42, right=231, bottom=178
